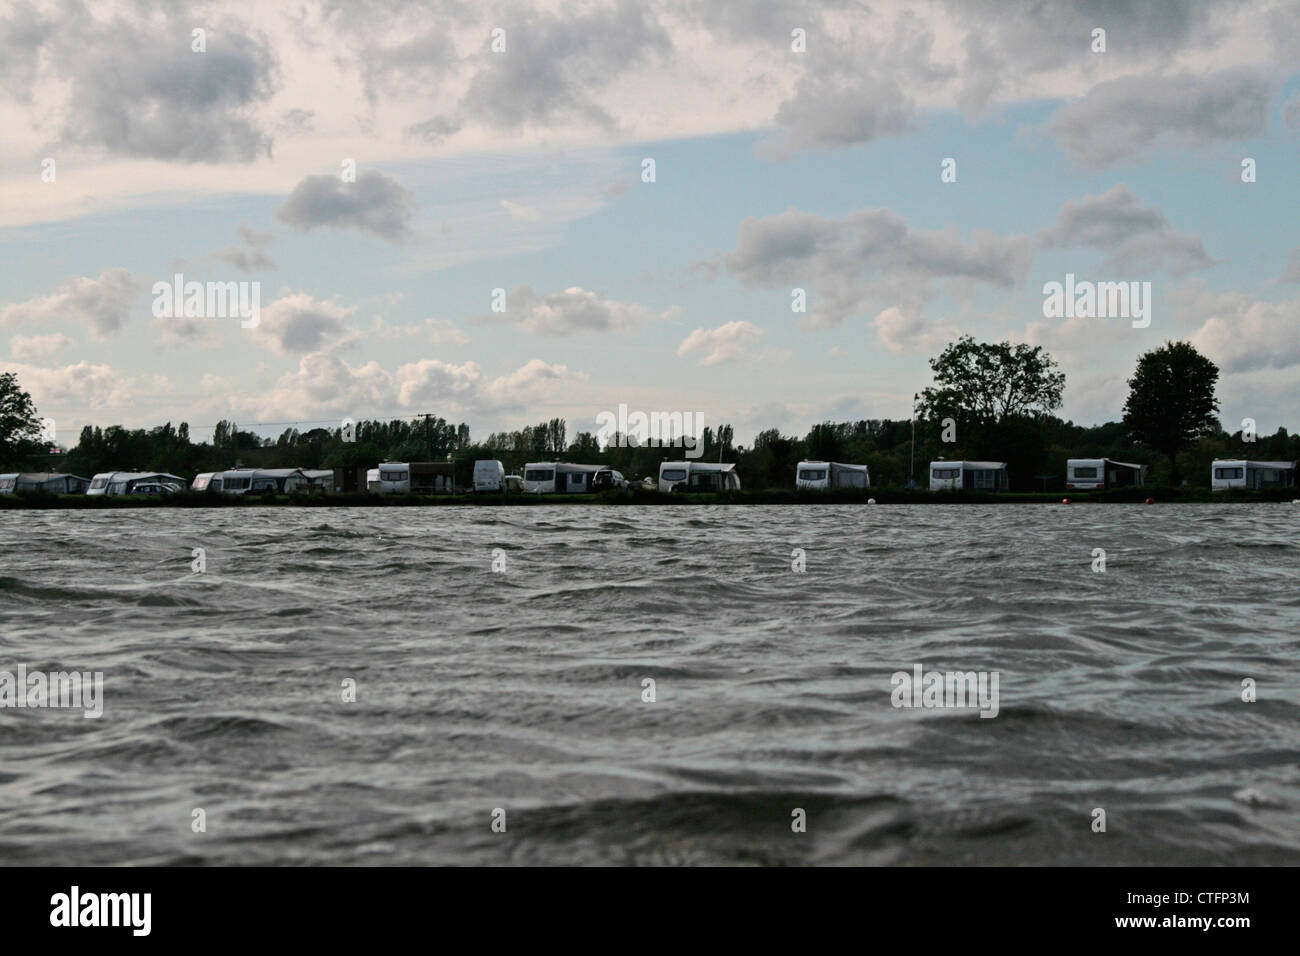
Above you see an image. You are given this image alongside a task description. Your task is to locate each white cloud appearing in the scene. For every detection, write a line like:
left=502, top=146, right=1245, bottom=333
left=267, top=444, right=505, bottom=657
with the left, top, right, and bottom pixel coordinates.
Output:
left=676, top=321, right=762, bottom=365
left=485, top=285, right=679, bottom=335
left=256, top=293, right=357, bottom=354
left=0, top=270, right=138, bottom=339
left=8, top=332, right=73, bottom=364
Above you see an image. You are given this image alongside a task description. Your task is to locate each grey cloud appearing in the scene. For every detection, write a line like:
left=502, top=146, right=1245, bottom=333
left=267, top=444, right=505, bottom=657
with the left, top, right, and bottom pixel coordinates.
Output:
left=479, top=284, right=677, bottom=336
left=1042, top=185, right=1214, bottom=274
left=57, top=17, right=277, bottom=162
left=215, top=247, right=276, bottom=272
left=1051, top=68, right=1275, bottom=170
left=722, top=206, right=1034, bottom=327
left=409, top=0, right=671, bottom=141
left=276, top=170, right=415, bottom=242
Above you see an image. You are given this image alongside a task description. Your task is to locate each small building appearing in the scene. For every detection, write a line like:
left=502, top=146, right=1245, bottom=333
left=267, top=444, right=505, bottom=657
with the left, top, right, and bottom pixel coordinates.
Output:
left=0, top=472, right=90, bottom=494
left=1211, top=459, right=1296, bottom=491
left=658, top=461, right=742, bottom=492
left=408, top=462, right=456, bottom=494
left=796, top=460, right=870, bottom=490
left=929, top=460, right=1008, bottom=491
left=332, top=465, right=368, bottom=493
left=1066, top=458, right=1147, bottom=490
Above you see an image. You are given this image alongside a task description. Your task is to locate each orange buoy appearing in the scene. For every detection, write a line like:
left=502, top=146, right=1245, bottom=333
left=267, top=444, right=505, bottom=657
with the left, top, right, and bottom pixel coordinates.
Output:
left=1145, top=497, right=1155, bottom=504
left=1061, top=498, right=1070, bottom=504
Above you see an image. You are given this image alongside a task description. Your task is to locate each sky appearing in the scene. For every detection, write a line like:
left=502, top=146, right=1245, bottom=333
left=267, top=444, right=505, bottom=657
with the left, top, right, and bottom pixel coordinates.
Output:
left=2, top=0, right=1299, bottom=448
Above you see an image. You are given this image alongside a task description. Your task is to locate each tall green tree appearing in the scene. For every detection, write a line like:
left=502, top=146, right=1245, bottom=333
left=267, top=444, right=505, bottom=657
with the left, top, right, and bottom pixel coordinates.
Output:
left=1122, top=341, right=1220, bottom=485
left=0, top=372, right=43, bottom=467
left=916, top=336, right=1065, bottom=425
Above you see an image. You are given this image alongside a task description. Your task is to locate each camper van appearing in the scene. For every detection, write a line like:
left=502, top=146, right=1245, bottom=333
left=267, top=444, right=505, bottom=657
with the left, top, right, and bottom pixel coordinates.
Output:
left=658, top=461, right=742, bottom=492
left=473, top=460, right=506, bottom=492
left=1066, top=458, right=1147, bottom=490
left=87, top=472, right=185, bottom=496
left=366, top=462, right=411, bottom=493
left=929, top=461, right=1008, bottom=491
left=796, top=461, right=870, bottom=490
left=1211, top=459, right=1296, bottom=491
left=522, top=462, right=603, bottom=494
left=220, top=469, right=310, bottom=495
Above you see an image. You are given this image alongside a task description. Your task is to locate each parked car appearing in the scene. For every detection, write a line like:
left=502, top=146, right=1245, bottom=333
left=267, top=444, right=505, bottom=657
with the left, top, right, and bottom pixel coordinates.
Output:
left=591, top=468, right=627, bottom=491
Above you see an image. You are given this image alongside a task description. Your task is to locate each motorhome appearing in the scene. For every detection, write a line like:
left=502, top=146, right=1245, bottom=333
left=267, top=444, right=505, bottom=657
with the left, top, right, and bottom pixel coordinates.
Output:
left=87, top=472, right=186, bottom=496
left=473, top=459, right=506, bottom=492
left=366, top=462, right=410, bottom=494
left=1211, top=459, right=1296, bottom=491
left=1066, top=458, right=1147, bottom=490
left=220, top=469, right=310, bottom=495
left=658, top=461, right=742, bottom=492
left=795, top=461, right=870, bottom=490
left=929, top=460, right=1008, bottom=491
left=0, top=473, right=90, bottom=494
left=191, top=472, right=224, bottom=492
left=522, top=462, right=603, bottom=494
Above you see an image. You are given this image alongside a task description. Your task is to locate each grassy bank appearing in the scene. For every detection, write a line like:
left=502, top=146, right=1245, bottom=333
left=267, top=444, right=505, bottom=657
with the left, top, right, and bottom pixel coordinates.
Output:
left=2, top=487, right=1297, bottom=508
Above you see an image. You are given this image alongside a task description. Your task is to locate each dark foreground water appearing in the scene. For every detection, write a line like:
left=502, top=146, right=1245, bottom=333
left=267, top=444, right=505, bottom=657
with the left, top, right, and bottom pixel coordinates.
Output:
left=0, top=504, right=1297, bottom=866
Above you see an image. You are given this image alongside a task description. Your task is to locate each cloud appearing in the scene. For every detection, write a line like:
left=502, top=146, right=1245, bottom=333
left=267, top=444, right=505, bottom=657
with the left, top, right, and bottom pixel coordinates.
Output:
left=58, top=16, right=277, bottom=162
left=8, top=360, right=141, bottom=409
left=215, top=247, right=276, bottom=272
left=1051, top=68, right=1275, bottom=170
left=1190, top=294, right=1300, bottom=374
left=408, top=0, right=672, bottom=142
left=254, top=348, right=584, bottom=418
left=0, top=269, right=138, bottom=339
left=484, top=285, right=679, bottom=335
left=255, top=293, right=356, bottom=354
left=8, top=332, right=73, bottom=364
left=721, top=206, right=1033, bottom=328
left=277, top=170, right=415, bottom=242
left=1285, top=94, right=1300, bottom=133
left=1041, top=185, right=1215, bottom=275
left=676, top=321, right=762, bottom=365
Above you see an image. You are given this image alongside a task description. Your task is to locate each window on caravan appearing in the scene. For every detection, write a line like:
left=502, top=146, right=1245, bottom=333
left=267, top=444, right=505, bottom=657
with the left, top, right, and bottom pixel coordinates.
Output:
left=971, top=470, right=998, bottom=489
left=380, top=470, right=405, bottom=482
left=0, top=478, right=15, bottom=493
left=224, top=476, right=251, bottom=490
left=251, top=479, right=278, bottom=491
left=525, top=469, right=554, bottom=482
left=932, top=468, right=960, bottom=479
left=799, top=469, right=826, bottom=481
left=661, top=469, right=687, bottom=482
left=90, top=477, right=109, bottom=490
left=1260, top=469, right=1278, bottom=482
left=1072, top=467, right=1098, bottom=478
left=1214, top=468, right=1243, bottom=480
left=108, top=481, right=128, bottom=494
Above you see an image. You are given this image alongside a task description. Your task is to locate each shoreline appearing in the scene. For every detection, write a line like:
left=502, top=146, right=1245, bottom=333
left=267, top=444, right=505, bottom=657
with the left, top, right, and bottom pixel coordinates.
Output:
left=2, top=488, right=1296, bottom=508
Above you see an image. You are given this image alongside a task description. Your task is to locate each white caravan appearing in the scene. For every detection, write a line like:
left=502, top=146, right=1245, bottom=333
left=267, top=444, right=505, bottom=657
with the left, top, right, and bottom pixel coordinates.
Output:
left=1211, top=459, right=1296, bottom=491
left=658, top=461, right=742, bottom=492
left=1066, top=458, right=1147, bottom=490
left=796, top=461, right=870, bottom=490
left=366, top=462, right=411, bottom=494
left=928, top=460, right=1008, bottom=491
left=522, top=462, right=602, bottom=494
left=191, top=472, right=224, bottom=492
left=87, top=472, right=186, bottom=496
left=473, top=459, right=506, bottom=492
left=220, top=468, right=310, bottom=495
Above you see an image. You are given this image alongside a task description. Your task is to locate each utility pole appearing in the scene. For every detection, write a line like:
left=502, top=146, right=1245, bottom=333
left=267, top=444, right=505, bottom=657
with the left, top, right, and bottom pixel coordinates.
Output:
left=909, top=394, right=917, bottom=487
left=421, top=413, right=433, bottom=462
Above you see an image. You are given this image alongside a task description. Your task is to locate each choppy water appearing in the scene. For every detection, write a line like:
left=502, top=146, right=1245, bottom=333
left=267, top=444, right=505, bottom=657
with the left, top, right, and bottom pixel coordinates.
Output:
left=1, top=504, right=1297, bottom=866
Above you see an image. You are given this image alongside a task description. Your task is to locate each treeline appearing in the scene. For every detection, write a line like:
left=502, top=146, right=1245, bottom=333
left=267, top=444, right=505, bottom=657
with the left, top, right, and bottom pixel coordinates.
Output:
left=40, top=413, right=1300, bottom=492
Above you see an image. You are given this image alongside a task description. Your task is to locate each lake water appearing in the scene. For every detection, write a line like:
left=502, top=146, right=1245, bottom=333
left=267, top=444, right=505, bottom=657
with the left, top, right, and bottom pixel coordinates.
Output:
left=1, top=504, right=1297, bottom=865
